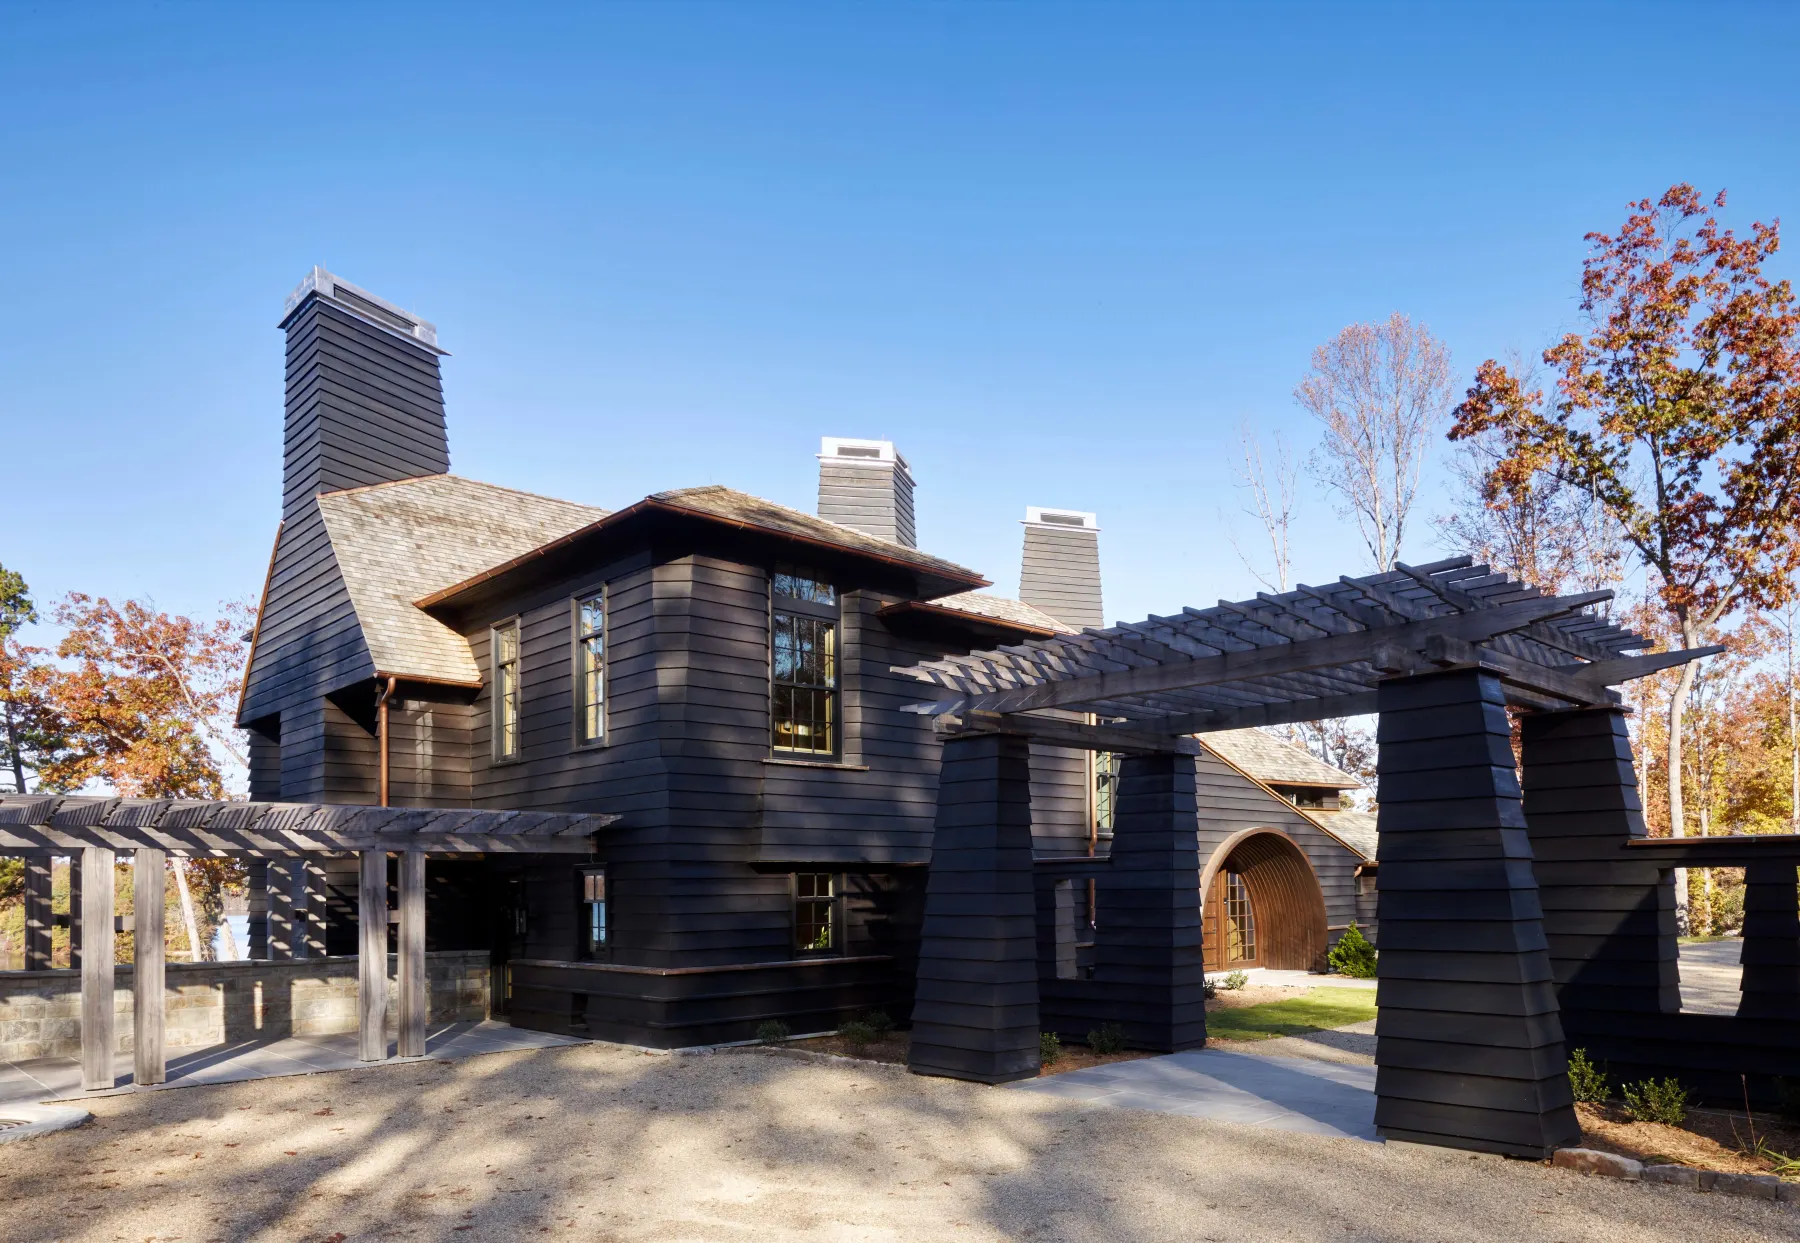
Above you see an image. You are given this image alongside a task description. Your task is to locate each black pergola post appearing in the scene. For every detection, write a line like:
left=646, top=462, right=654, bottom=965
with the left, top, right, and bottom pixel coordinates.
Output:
left=1520, top=707, right=1677, bottom=1019
left=908, top=732, right=1041, bottom=1084
left=1092, top=751, right=1207, bottom=1052
left=1738, top=862, right=1800, bottom=1020
left=1374, top=668, right=1580, bottom=1158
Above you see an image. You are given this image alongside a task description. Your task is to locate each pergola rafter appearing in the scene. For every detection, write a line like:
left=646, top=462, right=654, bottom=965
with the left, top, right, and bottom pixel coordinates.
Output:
left=893, top=558, right=1711, bottom=736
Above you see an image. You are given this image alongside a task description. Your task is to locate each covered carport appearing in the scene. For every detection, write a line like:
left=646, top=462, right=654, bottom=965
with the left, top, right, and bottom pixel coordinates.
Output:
left=894, top=556, right=1719, bottom=1158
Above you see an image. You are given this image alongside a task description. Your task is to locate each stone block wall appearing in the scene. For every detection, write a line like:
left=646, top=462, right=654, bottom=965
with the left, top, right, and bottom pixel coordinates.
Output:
left=0, top=951, right=489, bottom=1061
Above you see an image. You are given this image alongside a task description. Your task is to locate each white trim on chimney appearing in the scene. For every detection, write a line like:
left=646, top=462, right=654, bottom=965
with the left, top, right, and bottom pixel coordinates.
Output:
left=281, top=266, right=445, bottom=354
left=819, top=437, right=912, bottom=476
left=1023, top=506, right=1099, bottom=531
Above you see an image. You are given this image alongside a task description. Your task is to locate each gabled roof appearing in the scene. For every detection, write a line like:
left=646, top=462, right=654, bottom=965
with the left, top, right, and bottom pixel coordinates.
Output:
left=418, top=484, right=987, bottom=610
left=881, top=591, right=1069, bottom=638
left=1314, top=809, right=1378, bottom=863
left=1199, top=728, right=1363, bottom=790
left=317, top=475, right=606, bottom=685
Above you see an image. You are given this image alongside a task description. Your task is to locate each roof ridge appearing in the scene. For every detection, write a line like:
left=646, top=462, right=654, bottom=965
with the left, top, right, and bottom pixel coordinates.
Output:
left=320, top=473, right=607, bottom=512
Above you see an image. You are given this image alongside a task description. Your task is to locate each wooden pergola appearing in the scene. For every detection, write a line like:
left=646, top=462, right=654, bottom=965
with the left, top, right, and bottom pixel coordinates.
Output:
left=892, top=557, right=1744, bottom=1157
left=0, top=796, right=613, bottom=1092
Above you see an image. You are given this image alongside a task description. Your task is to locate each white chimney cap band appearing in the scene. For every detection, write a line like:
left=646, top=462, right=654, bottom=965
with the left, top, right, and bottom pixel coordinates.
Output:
left=281, top=265, right=443, bottom=353
left=1023, top=506, right=1099, bottom=531
left=819, top=436, right=910, bottom=472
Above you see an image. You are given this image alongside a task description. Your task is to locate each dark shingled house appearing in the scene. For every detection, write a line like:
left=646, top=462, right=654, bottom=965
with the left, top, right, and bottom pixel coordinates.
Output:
left=238, top=268, right=1376, bottom=1047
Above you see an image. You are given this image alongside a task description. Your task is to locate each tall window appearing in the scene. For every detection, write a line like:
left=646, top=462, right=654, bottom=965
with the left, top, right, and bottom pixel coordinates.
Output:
left=580, top=867, right=608, bottom=957
left=793, top=872, right=838, bottom=952
left=772, top=564, right=838, bottom=756
left=574, top=593, right=604, bottom=744
left=492, top=621, right=521, bottom=760
left=1224, top=870, right=1256, bottom=962
left=1094, top=752, right=1119, bottom=840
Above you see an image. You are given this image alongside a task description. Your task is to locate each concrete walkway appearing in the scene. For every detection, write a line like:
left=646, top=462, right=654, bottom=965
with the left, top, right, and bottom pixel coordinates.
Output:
left=0, top=1019, right=582, bottom=1108
left=1678, top=938, right=1743, bottom=1014
left=1014, top=1048, right=1377, bottom=1140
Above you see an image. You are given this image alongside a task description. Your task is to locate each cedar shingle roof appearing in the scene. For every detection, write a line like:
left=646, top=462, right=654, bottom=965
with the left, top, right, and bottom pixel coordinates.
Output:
left=1199, top=728, right=1364, bottom=790
left=648, top=486, right=984, bottom=586
left=1314, top=809, right=1378, bottom=862
left=317, top=475, right=605, bottom=685
left=915, top=591, right=1070, bottom=635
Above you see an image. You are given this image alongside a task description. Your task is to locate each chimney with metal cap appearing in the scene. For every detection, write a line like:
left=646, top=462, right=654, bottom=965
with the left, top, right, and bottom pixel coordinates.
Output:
left=1019, top=506, right=1103, bottom=631
left=816, top=437, right=916, bottom=547
left=277, top=266, right=450, bottom=521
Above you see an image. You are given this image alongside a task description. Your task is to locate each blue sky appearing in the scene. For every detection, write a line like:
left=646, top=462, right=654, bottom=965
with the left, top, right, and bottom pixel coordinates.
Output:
left=3, top=3, right=1798, bottom=631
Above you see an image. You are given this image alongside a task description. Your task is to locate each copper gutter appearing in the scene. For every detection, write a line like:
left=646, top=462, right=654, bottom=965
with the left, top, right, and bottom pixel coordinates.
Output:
left=376, top=676, right=398, bottom=807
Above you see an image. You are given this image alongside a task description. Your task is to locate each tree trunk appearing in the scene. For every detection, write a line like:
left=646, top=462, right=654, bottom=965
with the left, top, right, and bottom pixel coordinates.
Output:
left=172, top=861, right=206, bottom=962
left=4, top=700, right=25, bottom=794
left=1667, top=619, right=1702, bottom=932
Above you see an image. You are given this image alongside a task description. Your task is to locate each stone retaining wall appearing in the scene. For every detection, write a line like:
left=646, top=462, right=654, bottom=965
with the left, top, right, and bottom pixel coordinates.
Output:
left=0, top=951, right=490, bottom=1061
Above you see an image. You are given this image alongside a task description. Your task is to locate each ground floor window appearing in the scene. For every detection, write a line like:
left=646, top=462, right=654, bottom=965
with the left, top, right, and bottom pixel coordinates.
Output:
left=581, top=867, right=608, bottom=957
left=793, top=872, right=838, bottom=953
left=1224, top=870, right=1256, bottom=962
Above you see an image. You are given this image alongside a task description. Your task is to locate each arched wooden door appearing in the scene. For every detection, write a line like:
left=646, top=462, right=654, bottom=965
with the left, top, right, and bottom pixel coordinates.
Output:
left=1200, top=828, right=1329, bottom=972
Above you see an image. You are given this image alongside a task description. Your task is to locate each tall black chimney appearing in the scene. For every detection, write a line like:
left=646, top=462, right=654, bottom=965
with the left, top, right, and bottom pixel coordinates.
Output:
left=1018, top=506, right=1103, bottom=632
left=278, top=267, right=450, bottom=520
left=816, top=437, right=916, bottom=547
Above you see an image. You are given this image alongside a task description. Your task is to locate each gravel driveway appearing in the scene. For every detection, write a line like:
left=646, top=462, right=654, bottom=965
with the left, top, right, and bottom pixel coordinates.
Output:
left=1, top=1042, right=1791, bottom=1243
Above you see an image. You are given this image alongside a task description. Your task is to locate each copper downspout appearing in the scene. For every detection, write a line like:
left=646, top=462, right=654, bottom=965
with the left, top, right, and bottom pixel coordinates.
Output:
left=376, top=676, right=398, bottom=807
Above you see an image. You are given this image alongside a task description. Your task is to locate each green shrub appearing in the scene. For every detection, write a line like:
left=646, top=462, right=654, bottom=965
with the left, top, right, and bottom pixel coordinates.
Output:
left=838, top=1020, right=876, bottom=1047
left=1222, top=970, right=1249, bottom=991
left=1088, top=1022, right=1126, bottom=1055
left=755, top=1019, right=792, bottom=1045
left=1623, top=1077, right=1688, bottom=1125
left=1567, top=1048, right=1610, bottom=1104
left=1202, top=978, right=1218, bottom=1001
left=863, top=1009, right=894, bottom=1036
left=1039, top=1031, right=1061, bottom=1065
left=1328, top=923, right=1378, bottom=979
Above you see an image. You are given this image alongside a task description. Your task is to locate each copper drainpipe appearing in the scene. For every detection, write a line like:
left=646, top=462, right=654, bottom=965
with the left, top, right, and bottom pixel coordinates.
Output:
left=376, top=676, right=398, bottom=807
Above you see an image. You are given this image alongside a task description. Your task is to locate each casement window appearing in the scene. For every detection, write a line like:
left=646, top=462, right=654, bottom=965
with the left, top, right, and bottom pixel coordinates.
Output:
left=580, top=866, right=608, bottom=957
left=492, top=621, right=522, bottom=761
left=792, top=872, right=839, bottom=954
left=1093, top=752, right=1119, bottom=841
left=771, top=564, right=839, bottom=756
left=573, top=593, right=605, bottom=745
left=1224, top=871, right=1257, bottom=962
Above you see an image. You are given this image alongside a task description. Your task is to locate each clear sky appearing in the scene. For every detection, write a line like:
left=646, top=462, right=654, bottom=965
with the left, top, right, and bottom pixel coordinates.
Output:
left=4, top=3, right=1798, bottom=631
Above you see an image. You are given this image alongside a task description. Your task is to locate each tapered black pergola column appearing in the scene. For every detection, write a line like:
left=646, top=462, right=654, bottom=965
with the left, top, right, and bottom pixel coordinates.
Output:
left=1374, top=669, right=1579, bottom=1158
left=1738, top=862, right=1800, bottom=1020
left=1091, top=752, right=1207, bottom=1052
left=1520, top=708, right=1677, bottom=1018
left=908, top=732, right=1041, bottom=1084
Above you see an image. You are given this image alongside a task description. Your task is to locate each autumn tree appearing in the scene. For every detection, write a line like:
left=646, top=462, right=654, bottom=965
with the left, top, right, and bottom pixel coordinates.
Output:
left=1297, top=313, right=1455, bottom=573
left=1451, top=187, right=1800, bottom=893
left=0, top=562, right=71, bottom=795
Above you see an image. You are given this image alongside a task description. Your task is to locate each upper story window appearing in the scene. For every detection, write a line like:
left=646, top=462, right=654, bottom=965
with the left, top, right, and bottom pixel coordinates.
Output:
left=1094, top=752, right=1119, bottom=840
left=492, top=621, right=521, bottom=761
left=574, top=593, right=604, bottom=745
left=772, top=564, right=838, bottom=756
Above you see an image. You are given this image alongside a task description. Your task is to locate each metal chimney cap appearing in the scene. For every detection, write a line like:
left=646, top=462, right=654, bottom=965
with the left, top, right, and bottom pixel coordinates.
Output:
left=280, top=266, right=445, bottom=354
left=819, top=436, right=911, bottom=474
left=1023, top=506, right=1099, bottom=531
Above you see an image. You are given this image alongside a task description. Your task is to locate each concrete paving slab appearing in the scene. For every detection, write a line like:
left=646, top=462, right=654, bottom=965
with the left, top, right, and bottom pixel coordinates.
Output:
left=1015, top=1047, right=1378, bottom=1140
left=1679, top=938, right=1742, bottom=1014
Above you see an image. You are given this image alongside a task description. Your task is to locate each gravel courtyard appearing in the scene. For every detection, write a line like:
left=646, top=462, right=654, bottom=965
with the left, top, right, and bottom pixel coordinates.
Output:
left=1, top=1042, right=1792, bottom=1243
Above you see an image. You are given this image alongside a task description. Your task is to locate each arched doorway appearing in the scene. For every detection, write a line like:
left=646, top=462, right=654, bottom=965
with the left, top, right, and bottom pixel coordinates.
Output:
left=1200, top=828, right=1329, bottom=972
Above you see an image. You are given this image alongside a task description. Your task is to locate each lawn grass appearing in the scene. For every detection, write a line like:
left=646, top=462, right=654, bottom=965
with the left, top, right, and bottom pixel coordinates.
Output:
left=1206, top=987, right=1377, bottom=1041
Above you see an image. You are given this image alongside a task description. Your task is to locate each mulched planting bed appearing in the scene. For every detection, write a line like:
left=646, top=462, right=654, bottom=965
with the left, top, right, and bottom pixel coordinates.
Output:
left=1575, top=1102, right=1800, bottom=1179
left=787, top=1030, right=1152, bottom=1077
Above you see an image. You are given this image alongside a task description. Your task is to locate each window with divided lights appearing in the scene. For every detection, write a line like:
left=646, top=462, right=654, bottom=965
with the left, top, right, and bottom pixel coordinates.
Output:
left=771, top=565, right=838, bottom=756
left=574, top=594, right=604, bottom=745
left=492, top=621, right=521, bottom=761
left=793, top=872, right=838, bottom=953
left=1224, top=870, right=1256, bottom=962
left=580, top=867, right=608, bottom=957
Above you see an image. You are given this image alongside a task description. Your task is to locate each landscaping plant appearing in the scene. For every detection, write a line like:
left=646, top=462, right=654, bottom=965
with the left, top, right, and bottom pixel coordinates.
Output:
left=755, top=1019, right=791, bottom=1045
left=838, top=1020, right=876, bottom=1047
left=863, top=1009, right=894, bottom=1036
left=1222, top=970, right=1248, bottom=991
left=1202, top=978, right=1218, bottom=1000
left=1623, top=1076, right=1689, bottom=1125
left=1328, top=922, right=1378, bottom=978
left=1566, top=1048, right=1610, bottom=1104
left=1039, top=1031, right=1061, bottom=1066
left=1088, top=1022, right=1126, bottom=1055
